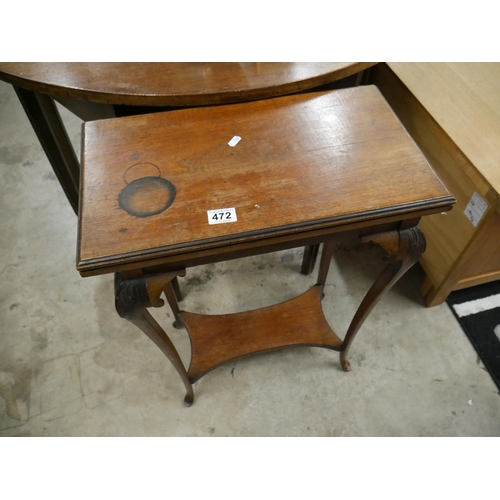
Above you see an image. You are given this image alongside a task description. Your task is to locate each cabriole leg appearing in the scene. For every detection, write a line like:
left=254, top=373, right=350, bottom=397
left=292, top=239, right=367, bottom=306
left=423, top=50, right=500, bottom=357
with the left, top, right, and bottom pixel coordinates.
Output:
left=340, top=227, right=426, bottom=371
left=114, top=272, right=194, bottom=406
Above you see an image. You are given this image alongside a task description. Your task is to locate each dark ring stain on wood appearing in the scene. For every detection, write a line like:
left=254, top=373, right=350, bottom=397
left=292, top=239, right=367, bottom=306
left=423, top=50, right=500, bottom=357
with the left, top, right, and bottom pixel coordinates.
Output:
left=118, top=176, right=176, bottom=218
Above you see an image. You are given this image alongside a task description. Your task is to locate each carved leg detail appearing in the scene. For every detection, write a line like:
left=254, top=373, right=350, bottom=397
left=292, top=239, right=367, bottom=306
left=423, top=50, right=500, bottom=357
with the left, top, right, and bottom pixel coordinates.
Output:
left=340, top=227, right=426, bottom=371
left=114, top=272, right=193, bottom=406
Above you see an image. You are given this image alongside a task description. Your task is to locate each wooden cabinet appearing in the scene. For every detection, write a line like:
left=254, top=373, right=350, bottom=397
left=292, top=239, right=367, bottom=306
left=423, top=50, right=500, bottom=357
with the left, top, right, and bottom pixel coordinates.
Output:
left=370, top=63, right=500, bottom=306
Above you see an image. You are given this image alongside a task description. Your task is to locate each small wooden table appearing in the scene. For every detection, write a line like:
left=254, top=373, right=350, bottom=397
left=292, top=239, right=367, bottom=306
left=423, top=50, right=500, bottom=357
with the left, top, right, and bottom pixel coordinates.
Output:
left=77, top=86, right=454, bottom=405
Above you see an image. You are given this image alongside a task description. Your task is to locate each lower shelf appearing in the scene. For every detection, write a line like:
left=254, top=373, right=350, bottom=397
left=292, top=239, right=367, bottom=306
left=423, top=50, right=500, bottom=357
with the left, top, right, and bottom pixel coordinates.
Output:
left=181, top=285, right=342, bottom=382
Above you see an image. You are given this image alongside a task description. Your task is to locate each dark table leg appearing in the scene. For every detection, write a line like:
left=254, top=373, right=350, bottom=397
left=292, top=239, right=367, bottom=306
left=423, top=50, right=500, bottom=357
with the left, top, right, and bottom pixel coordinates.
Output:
left=301, top=244, right=320, bottom=275
left=170, top=276, right=183, bottom=302
left=14, top=86, right=80, bottom=214
left=316, top=240, right=336, bottom=292
left=164, top=281, right=185, bottom=330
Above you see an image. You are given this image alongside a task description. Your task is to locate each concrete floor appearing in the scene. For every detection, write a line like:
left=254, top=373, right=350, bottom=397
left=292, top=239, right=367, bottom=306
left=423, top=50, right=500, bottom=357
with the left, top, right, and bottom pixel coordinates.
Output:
left=1, top=80, right=499, bottom=437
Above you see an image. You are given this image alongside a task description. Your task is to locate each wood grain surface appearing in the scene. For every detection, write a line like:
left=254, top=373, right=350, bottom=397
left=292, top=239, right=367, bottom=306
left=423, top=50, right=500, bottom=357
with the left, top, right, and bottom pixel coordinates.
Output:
left=0, top=62, right=377, bottom=107
left=387, top=63, right=500, bottom=205
left=77, top=85, right=453, bottom=273
left=183, top=286, right=342, bottom=381
left=371, top=63, right=499, bottom=305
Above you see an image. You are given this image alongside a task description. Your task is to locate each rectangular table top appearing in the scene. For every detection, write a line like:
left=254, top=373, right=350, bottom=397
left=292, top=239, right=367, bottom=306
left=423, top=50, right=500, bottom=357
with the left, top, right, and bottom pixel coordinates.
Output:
left=77, top=85, right=454, bottom=274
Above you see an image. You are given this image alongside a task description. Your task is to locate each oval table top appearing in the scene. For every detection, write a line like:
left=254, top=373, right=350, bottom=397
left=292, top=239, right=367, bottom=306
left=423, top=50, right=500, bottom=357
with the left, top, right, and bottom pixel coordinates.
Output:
left=0, top=62, right=377, bottom=107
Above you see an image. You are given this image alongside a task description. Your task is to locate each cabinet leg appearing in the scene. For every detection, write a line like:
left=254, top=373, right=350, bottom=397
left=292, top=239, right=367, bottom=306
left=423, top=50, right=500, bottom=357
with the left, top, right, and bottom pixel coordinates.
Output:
left=419, top=275, right=450, bottom=307
left=114, top=272, right=194, bottom=406
left=340, top=227, right=426, bottom=371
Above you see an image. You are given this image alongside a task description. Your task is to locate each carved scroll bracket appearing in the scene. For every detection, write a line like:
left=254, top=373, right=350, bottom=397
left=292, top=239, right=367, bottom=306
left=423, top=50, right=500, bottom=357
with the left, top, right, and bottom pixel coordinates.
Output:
left=361, top=226, right=426, bottom=264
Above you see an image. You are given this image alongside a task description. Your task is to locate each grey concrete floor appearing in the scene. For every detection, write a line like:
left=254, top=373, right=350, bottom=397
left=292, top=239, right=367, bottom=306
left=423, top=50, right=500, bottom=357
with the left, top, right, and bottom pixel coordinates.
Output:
left=1, top=80, right=499, bottom=437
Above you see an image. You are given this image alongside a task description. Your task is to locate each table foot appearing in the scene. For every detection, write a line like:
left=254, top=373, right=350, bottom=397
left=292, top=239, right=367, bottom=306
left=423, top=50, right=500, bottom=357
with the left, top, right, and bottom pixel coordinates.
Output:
left=183, top=394, right=194, bottom=407
left=340, top=358, right=351, bottom=372
left=340, top=227, right=426, bottom=369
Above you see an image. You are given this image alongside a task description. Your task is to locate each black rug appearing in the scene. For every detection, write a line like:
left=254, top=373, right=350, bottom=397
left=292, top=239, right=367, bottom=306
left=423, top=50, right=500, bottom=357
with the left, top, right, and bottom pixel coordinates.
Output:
left=446, top=280, right=500, bottom=391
